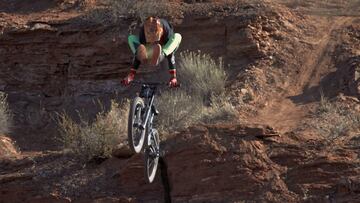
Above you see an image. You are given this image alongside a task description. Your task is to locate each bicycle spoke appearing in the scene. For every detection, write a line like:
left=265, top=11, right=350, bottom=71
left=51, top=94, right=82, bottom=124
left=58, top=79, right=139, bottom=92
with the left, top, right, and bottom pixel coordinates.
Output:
left=128, top=97, right=146, bottom=154
left=148, top=159, right=154, bottom=171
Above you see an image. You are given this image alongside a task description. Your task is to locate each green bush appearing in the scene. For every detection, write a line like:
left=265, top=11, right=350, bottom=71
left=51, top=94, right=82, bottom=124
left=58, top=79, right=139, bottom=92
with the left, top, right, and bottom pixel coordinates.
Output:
left=57, top=100, right=129, bottom=161
left=0, top=92, right=12, bottom=135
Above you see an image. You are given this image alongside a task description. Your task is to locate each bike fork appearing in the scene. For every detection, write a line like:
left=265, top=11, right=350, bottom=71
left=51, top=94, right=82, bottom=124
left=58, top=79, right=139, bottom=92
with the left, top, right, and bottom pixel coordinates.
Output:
left=140, top=96, right=155, bottom=130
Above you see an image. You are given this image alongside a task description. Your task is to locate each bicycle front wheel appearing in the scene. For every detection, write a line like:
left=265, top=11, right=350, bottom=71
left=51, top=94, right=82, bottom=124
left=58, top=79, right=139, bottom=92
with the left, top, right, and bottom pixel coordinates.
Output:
left=144, top=129, right=160, bottom=183
left=128, top=97, right=146, bottom=153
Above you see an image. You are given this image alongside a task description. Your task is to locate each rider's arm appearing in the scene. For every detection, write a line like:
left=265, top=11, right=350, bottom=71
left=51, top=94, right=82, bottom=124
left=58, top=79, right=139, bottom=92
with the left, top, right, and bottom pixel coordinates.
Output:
left=163, top=33, right=182, bottom=56
left=160, top=19, right=181, bottom=56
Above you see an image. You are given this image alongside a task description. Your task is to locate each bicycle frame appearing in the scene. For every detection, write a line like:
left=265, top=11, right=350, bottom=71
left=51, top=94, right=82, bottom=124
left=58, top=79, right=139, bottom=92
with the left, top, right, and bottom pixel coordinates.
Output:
left=128, top=80, right=174, bottom=183
left=139, top=84, right=158, bottom=131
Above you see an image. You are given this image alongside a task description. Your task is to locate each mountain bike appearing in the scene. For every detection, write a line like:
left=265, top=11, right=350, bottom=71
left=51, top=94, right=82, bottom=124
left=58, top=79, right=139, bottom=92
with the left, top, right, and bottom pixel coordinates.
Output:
left=128, top=80, right=166, bottom=183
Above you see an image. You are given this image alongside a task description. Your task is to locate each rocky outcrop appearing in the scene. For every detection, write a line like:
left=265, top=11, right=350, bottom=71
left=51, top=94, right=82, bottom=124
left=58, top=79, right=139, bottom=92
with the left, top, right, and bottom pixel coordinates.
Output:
left=1, top=1, right=360, bottom=202
left=162, top=124, right=360, bottom=202
left=1, top=123, right=359, bottom=202
left=0, top=1, right=304, bottom=150
left=163, top=124, right=294, bottom=202
left=335, top=24, right=360, bottom=97
left=0, top=135, right=19, bottom=158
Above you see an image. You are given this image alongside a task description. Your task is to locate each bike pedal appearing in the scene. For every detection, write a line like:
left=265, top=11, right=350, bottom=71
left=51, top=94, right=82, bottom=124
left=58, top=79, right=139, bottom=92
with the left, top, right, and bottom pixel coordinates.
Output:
left=152, top=106, right=159, bottom=116
left=149, top=151, right=158, bottom=158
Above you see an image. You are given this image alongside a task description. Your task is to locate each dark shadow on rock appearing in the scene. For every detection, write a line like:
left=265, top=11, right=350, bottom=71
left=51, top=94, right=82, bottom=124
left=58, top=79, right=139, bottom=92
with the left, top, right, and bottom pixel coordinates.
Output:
left=288, top=70, right=345, bottom=105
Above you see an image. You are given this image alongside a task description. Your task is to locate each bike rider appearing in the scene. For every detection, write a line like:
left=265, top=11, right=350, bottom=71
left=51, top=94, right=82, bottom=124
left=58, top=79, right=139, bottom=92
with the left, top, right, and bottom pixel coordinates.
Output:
left=121, top=16, right=182, bottom=87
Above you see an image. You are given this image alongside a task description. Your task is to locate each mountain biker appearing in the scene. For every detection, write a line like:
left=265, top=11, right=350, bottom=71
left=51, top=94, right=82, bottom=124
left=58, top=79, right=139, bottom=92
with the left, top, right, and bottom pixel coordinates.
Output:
left=121, top=16, right=182, bottom=87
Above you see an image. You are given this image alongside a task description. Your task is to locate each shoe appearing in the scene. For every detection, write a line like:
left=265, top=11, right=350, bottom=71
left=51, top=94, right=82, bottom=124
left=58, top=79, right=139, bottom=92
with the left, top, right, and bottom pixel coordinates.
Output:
left=150, top=44, right=161, bottom=66
left=137, top=44, right=148, bottom=64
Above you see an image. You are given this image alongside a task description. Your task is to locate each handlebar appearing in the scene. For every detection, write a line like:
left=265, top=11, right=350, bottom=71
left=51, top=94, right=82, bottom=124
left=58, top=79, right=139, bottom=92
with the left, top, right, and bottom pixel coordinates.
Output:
left=131, top=80, right=168, bottom=86
left=130, top=80, right=181, bottom=88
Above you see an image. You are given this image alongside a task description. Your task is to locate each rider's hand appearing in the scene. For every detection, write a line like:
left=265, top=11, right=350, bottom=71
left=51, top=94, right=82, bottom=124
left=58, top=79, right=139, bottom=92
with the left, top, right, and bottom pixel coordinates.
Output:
left=169, top=77, right=178, bottom=87
left=121, top=69, right=136, bottom=86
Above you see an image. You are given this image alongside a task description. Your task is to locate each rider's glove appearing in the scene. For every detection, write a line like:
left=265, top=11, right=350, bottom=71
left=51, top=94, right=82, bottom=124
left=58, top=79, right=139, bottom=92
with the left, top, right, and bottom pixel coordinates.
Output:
left=121, top=68, right=136, bottom=86
left=168, top=69, right=177, bottom=87
left=169, top=77, right=177, bottom=87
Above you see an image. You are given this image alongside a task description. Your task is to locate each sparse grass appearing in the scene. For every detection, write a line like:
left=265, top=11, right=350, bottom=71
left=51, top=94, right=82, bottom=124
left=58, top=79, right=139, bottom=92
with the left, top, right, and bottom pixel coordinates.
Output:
left=317, top=91, right=333, bottom=114
left=155, top=51, right=236, bottom=137
left=200, top=94, right=237, bottom=124
left=131, top=0, right=175, bottom=22
left=57, top=100, right=129, bottom=161
left=179, top=51, right=227, bottom=102
left=278, top=0, right=360, bottom=16
left=312, top=94, right=360, bottom=140
left=83, top=0, right=178, bottom=25
left=156, top=90, right=203, bottom=134
left=0, top=92, right=12, bottom=135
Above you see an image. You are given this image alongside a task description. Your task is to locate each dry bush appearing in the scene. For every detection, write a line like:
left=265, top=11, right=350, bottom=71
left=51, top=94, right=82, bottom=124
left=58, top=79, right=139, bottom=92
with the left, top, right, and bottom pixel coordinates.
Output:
left=83, top=0, right=177, bottom=25
left=131, top=0, right=175, bottom=22
left=312, top=94, right=360, bottom=140
left=155, top=51, right=236, bottom=137
left=57, top=100, right=129, bottom=161
left=0, top=92, right=12, bottom=135
left=179, top=51, right=227, bottom=102
left=200, top=95, right=237, bottom=124
left=155, top=90, right=203, bottom=134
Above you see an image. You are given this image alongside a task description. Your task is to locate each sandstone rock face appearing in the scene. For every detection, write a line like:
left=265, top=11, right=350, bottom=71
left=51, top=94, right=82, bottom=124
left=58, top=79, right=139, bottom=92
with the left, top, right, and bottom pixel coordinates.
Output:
left=164, top=124, right=293, bottom=202
left=0, top=124, right=359, bottom=202
left=1, top=1, right=360, bottom=202
left=0, top=6, right=277, bottom=150
left=0, top=135, right=19, bottom=158
left=162, top=124, right=360, bottom=202
left=335, top=24, right=360, bottom=97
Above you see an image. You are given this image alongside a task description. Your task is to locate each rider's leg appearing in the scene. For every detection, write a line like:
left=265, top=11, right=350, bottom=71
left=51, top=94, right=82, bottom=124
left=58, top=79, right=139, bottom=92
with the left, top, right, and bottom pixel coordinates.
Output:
left=128, top=35, right=140, bottom=54
left=163, top=33, right=182, bottom=56
left=164, top=33, right=181, bottom=81
left=123, top=35, right=142, bottom=83
left=127, top=35, right=142, bottom=73
left=164, top=33, right=181, bottom=71
left=128, top=35, right=145, bottom=74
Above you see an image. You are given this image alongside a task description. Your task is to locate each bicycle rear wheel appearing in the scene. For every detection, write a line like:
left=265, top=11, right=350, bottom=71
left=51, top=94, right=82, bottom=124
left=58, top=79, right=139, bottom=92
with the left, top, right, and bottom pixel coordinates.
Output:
left=144, top=129, right=160, bottom=183
left=128, top=97, right=146, bottom=153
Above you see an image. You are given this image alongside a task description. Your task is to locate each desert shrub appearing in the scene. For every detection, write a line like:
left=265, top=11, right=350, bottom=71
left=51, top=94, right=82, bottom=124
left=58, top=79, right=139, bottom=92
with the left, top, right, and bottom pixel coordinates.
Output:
left=57, top=100, right=129, bottom=161
left=179, top=51, right=227, bottom=102
left=312, top=95, right=360, bottom=140
left=317, top=92, right=333, bottom=114
left=130, top=0, right=174, bottom=22
left=0, top=92, right=12, bottom=134
left=200, top=94, right=237, bottom=124
left=156, top=90, right=203, bottom=134
left=155, top=51, right=236, bottom=137
left=83, top=0, right=176, bottom=25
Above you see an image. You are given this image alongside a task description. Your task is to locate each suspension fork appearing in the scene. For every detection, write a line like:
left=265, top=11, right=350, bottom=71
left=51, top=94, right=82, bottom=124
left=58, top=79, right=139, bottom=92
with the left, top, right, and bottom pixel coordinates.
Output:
left=140, top=90, right=156, bottom=130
